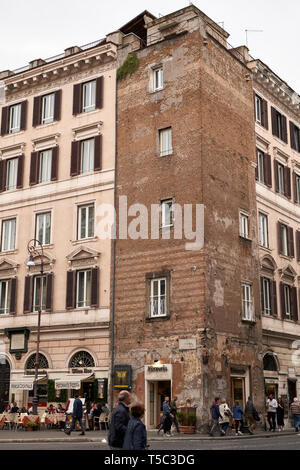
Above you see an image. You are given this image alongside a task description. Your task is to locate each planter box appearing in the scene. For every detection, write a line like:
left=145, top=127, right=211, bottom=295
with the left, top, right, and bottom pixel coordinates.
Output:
left=179, top=425, right=196, bottom=434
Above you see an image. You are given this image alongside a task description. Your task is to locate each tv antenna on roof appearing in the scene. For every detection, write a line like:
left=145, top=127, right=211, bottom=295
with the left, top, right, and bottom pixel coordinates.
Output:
left=245, top=29, right=263, bottom=47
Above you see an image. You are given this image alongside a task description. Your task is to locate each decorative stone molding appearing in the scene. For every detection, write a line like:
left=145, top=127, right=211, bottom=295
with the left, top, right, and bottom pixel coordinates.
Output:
left=279, top=264, right=297, bottom=283
left=72, top=122, right=103, bottom=140
left=0, top=258, right=19, bottom=277
left=32, top=134, right=60, bottom=152
left=66, top=245, right=100, bottom=268
left=0, top=142, right=25, bottom=159
left=260, top=254, right=277, bottom=276
left=26, top=251, right=55, bottom=273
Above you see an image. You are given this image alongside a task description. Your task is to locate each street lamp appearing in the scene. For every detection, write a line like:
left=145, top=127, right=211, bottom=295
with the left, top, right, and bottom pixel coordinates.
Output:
left=26, top=239, right=44, bottom=416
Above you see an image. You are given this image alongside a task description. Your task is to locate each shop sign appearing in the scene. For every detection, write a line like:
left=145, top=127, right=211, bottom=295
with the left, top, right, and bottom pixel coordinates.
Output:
left=113, top=365, right=132, bottom=390
left=55, top=380, right=81, bottom=390
left=71, top=368, right=93, bottom=374
left=145, top=364, right=172, bottom=381
left=11, top=382, right=33, bottom=390
left=98, top=379, right=105, bottom=399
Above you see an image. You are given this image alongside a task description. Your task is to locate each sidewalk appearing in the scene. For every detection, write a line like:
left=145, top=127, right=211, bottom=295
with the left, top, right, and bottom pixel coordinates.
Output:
left=0, top=428, right=298, bottom=443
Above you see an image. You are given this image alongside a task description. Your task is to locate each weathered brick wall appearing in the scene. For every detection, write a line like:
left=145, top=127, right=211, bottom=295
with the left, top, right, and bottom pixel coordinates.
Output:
left=114, top=26, right=264, bottom=427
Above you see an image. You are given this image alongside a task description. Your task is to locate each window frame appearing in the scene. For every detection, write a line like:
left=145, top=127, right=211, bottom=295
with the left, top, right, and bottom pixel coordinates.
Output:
left=82, top=80, right=96, bottom=113
left=242, top=283, right=254, bottom=321
left=35, top=212, right=51, bottom=246
left=80, top=138, right=95, bottom=174
left=295, top=174, right=300, bottom=204
left=153, top=67, right=164, bottom=92
left=0, top=279, right=10, bottom=315
left=41, top=93, right=55, bottom=125
left=258, top=212, right=269, bottom=248
left=159, top=127, right=173, bottom=157
left=76, top=269, right=92, bottom=308
left=77, top=204, right=95, bottom=240
left=283, top=284, right=291, bottom=320
left=39, top=149, right=52, bottom=184
left=281, top=224, right=288, bottom=257
left=161, top=199, right=174, bottom=228
left=255, top=95, right=262, bottom=124
left=150, top=277, right=167, bottom=318
left=240, top=212, right=249, bottom=239
left=32, top=275, right=47, bottom=313
left=277, top=163, right=285, bottom=195
left=262, top=277, right=271, bottom=316
left=1, top=218, right=16, bottom=252
left=6, top=157, right=18, bottom=191
left=257, top=150, right=265, bottom=184
left=9, top=103, right=21, bottom=134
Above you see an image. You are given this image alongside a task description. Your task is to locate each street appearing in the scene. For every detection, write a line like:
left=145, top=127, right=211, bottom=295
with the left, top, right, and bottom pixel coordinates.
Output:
left=0, top=434, right=300, bottom=450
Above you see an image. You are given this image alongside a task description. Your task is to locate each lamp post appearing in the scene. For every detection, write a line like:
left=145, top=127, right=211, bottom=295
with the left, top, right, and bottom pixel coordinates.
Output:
left=27, top=239, right=44, bottom=416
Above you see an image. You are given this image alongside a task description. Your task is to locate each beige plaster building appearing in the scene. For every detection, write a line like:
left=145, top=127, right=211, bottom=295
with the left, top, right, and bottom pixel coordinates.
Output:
left=249, top=59, right=300, bottom=413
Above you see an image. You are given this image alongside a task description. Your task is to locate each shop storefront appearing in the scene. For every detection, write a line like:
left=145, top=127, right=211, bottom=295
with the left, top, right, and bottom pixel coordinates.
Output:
left=144, top=364, right=172, bottom=429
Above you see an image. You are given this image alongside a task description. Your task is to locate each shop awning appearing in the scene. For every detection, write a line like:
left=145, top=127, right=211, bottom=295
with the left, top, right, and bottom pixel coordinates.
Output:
left=10, top=375, right=47, bottom=391
left=55, top=374, right=93, bottom=390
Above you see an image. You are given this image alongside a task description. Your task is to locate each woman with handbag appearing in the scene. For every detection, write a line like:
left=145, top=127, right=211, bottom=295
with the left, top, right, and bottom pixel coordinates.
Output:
left=219, top=398, right=232, bottom=436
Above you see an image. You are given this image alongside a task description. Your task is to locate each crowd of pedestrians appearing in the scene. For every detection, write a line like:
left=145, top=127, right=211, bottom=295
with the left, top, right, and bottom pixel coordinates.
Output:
left=209, top=394, right=300, bottom=437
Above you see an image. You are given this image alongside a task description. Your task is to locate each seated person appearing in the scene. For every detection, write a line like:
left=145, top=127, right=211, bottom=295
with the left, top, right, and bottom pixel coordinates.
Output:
left=11, top=403, right=19, bottom=414
left=47, top=404, right=56, bottom=414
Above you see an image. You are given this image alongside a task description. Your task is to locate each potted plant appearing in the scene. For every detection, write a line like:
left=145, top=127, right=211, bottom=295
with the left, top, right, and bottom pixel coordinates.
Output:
left=177, top=407, right=197, bottom=434
left=26, top=421, right=38, bottom=432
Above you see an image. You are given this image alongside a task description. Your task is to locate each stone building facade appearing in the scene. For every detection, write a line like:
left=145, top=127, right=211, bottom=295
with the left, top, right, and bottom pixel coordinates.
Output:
left=249, top=58, right=300, bottom=414
left=113, top=5, right=265, bottom=430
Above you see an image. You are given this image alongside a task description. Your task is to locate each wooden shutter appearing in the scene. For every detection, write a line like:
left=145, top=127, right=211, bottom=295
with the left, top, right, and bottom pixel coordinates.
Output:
left=271, top=107, right=277, bottom=136
left=94, top=135, right=102, bottom=171
left=280, top=282, right=286, bottom=319
left=32, top=96, right=41, bottom=126
left=91, top=267, right=99, bottom=308
left=291, top=287, right=298, bottom=322
left=9, top=278, right=17, bottom=315
left=288, top=227, right=294, bottom=258
left=1, top=106, right=9, bottom=136
left=274, top=160, right=279, bottom=193
left=271, top=280, right=278, bottom=317
left=260, top=277, right=265, bottom=313
left=51, top=146, right=58, bottom=181
left=294, top=172, right=298, bottom=203
left=70, top=141, right=80, bottom=176
left=20, top=101, right=27, bottom=131
left=54, top=90, right=62, bottom=121
left=277, top=222, right=283, bottom=255
left=45, top=273, right=53, bottom=312
left=30, top=152, right=39, bottom=185
left=290, top=122, right=295, bottom=150
left=284, top=166, right=291, bottom=199
left=282, top=115, right=288, bottom=143
left=23, top=276, right=33, bottom=313
left=297, top=231, right=300, bottom=262
left=253, top=92, right=257, bottom=121
left=262, top=99, right=268, bottom=130
left=264, top=154, right=272, bottom=187
left=16, top=154, right=24, bottom=189
left=255, top=149, right=259, bottom=180
left=0, top=160, right=6, bottom=193
left=73, top=84, right=82, bottom=115
left=96, top=76, right=104, bottom=109
left=66, top=271, right=75, bottom=309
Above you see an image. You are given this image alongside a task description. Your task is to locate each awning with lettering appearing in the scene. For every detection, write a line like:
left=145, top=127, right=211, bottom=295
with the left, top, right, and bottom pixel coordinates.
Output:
left=10, top=375, right=47, bottom=391
left=55, top=374, right=93, bottom=390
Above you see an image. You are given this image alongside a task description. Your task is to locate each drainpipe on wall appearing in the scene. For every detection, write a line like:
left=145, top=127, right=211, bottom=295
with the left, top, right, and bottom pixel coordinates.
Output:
left=109, top=73, right=118, bottom=413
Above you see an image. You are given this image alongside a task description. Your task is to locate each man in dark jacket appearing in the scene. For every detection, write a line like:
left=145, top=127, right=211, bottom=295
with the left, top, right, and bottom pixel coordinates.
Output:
left=70, top=394, right=85, bottom=435
left=209, top=397, right=224, bottom=436
left=108, top=390, right=131, bottom=449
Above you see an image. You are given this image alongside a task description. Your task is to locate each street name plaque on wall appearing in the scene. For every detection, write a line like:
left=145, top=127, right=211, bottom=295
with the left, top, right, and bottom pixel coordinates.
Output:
left=179, top=338, right=197, bottom=350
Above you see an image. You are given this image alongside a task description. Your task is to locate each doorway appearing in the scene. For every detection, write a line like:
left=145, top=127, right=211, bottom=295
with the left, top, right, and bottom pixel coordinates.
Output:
left=231, top=377, right=245, bottom=410
left=148, top=380, right=171, bottom=429
left=0, top=359, right=10, bottom=411
left=288, top=379, right=297, bottom=406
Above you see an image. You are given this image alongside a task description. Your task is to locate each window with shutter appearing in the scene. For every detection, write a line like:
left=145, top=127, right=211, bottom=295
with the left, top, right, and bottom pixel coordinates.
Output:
left=32, top=96, right=42, bottom=126
left=288, top=227, right=294, bottom=258
left=70, top=141, right=80, bottom=176
left=297, top=231, right=300, bottom=262
left=94, top=135, right=102, bottom=171
left=51, top=146, right=58, bottom=181
left=9, top=278, right=17, bottom=315
left=95, top=76, right=104, bottom=109
left=264, top=154, right=272, bottom=187
left=17, top=154, right=24, bottom=189
left=91, top=267, right=99, bottom=307
left=20, top=101, right=27, bottom=131
left=54, top=90, right=62, bottom=121
left=262, top=99, right=268, bottom=130
left=0, top=279, right=11, bottom=314
left=66, top=271, right=75, bottom=310
left=30, top=152, right=39, bottom=186
left=291, top=287, right=298, bottom=322
left=45, top=273, right=53, bottom=312
left=271, top=280, right=278, bottom=317
left=9, top=103, right=21, bottom=133
left=23, top=276, right=33, bottom=313
left=1, top=106, right=9, bottom=136
left=73, top=84, right=82, bottom=115
left=284, top=166, right=291, bottom=199
left=280, top=282, right=285, bottom=319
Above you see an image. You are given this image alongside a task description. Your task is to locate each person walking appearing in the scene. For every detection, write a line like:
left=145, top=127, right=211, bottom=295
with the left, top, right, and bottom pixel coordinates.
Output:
left=244, top=397, right=257, bottom=435
left=276, top=397, right=285, bottom=431
left=290, top=397, right=300, bottom=433
left=108, top=390, right=131, bottom=450
left=233, top=401, right=244, bottom=435
left=69, top=394, right=85, bottom=435
left=209, top=397, right=224, bottom=436
left=266, top=394, right=277, bottom=432
left=157, top=397, right=173, bottom=437
left=170, top=396, right=180, bottom=434
left=123, top=403, right=148, bottom=450
left=219, top=398, right=232, bottom=436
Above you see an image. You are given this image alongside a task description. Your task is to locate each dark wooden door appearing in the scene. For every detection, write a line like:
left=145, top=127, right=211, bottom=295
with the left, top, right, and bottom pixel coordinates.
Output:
left=0, top=359, right=10, bottom=411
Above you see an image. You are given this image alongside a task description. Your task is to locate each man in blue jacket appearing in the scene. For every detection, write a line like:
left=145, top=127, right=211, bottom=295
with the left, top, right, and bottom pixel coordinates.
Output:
left=209, top=397, right=225, bottom=436
left=70, top=394, right=85, bottom=435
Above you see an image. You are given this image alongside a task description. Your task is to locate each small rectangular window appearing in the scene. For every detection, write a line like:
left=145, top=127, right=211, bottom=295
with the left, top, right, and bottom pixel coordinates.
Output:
left=281, top=224, right=288, bottom=257
left=82, top=81, right=96, bottom=113
left=81, top=139, right=95, bottom=174
left=240, top=212, right=249, bottom=239
left=33, top=275, right=46, bottom=312
left=154, top=67, right=163, bottom=91
left=159, top=128, right=172, bottom=157
left=41, top=94, right=54, bottom=124
left=150, top=278, right=166, bottom=318
left=278, top=164, right=285, bottom=195
left=161, top=200, right=173, bottom=228
left=76, top=270, right=91, bottom=308
left=257, top=151, right=264, bottom=184
left=242, top=283, right=254, bottom=321
left=78, top=204, right=94, bottom=240
left=284, top=285, right=291, bottom=319
left=1, top=218, right=16, bottom=252
left=255, top=95, right=262, bottom=124
left=35, top=212, right=51, bottom=246
left=39, top=150, right=52, bottom=183
left=9, top=104, right=21, bottom=133
left=296, top=174, right=300, bottom=204
left=263, top=278, right=271, bottom=315
left=0, top=280, right=10, bottom=315
left=6, top=158, right=18, bottom=191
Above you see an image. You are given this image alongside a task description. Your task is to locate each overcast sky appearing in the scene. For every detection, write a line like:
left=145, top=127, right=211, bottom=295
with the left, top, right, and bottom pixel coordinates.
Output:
left=0, top=0, right=299, bottom=92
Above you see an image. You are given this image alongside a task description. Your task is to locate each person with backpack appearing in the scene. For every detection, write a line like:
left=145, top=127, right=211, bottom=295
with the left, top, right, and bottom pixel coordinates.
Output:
left=209, top=397, right=224, bottom=436
left=233, top=400, right=244, bottom=435
left=219, top=398, right=232, bottom=436
left=123, top=403, right=148, bottom=450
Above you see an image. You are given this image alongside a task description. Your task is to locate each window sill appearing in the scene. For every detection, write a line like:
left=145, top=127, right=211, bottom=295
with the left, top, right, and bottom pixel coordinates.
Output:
left=279, top=254, right=293, bottom=261
left=239, top=236, right=252, bottom=242
left=274, top=191, right=291, bottom=202
left=74, top=109, right=102, bottom=118
left=273, top=135, right=288, bottom=146
left=145, top=315, right=170, bottom=323
left=255, top=121, right=268, bottom=131
left=35, top=121, right=58, bottom=130
left=241, top=317, right=256, bottom=324
left=72, top=237, right=98, bottom=245
left=2, top=130, right=25, bottom=139
left=159, top=152, right=173, bottom=158
left=0, top=249, right=18, bottom=255
left=259, top=245, right=272, bottom=253
left=150, top=88, right=164, bottom=94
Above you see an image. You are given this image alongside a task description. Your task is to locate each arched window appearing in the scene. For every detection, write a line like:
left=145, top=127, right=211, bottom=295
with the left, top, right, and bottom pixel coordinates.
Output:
left=69, top=351, right=95, bottom=368
left=263, top=353, right=278, bottom=371
left=26, top=353, right=49, bottom=370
